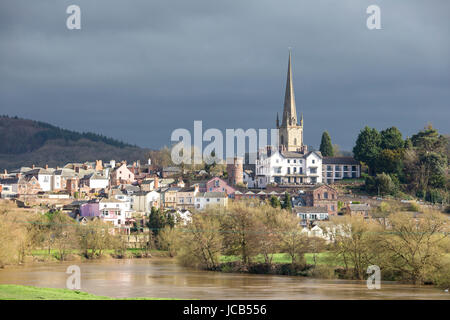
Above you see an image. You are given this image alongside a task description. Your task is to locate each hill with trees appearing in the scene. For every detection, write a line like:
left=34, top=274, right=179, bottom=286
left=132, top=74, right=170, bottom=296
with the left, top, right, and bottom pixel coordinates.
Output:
left=0, top=115, right=151, bottom=170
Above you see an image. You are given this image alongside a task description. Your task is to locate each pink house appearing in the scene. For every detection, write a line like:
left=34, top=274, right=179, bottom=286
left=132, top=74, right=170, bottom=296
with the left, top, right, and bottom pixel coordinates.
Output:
left=203, top=177, right=236, bottom=195
left=111, top=163, right=135, bottom=186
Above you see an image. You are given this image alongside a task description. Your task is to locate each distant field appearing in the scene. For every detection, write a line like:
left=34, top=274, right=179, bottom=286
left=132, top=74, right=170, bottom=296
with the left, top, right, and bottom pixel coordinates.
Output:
left=0, top=285, right=173, bottom=300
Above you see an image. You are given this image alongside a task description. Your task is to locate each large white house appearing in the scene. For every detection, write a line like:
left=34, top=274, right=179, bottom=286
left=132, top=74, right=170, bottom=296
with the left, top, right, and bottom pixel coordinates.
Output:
left=194, top=192, right=228, bottom=210
left=253, top=149, right=323, bottom=188
left=99, top=198, right=132, bottom=226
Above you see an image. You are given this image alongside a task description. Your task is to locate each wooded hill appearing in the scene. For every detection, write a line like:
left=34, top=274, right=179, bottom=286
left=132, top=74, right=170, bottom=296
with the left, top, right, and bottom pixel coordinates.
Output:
left=0, top=115, right=150, bottom=170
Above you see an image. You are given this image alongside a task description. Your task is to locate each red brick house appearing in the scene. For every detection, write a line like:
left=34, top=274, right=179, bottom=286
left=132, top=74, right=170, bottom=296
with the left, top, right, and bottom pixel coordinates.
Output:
left=304, top=184, right=338, bottom=215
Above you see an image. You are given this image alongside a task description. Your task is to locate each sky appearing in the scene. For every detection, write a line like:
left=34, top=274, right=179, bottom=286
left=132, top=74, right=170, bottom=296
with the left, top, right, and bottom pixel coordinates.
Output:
left=0, top=0, right=449, bottom=151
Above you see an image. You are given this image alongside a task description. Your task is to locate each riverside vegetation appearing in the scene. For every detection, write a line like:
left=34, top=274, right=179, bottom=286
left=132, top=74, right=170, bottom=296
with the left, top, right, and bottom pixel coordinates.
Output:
left=0, top=200, right=449, bottom=288
left=168, top=201, right=450, bottom=288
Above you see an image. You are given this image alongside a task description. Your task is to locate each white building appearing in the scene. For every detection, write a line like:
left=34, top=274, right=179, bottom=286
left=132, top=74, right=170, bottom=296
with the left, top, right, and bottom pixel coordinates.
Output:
left=194, top=192, right=228, bottom=210
left=254, top=149, right=323, bottom=188
left=294, top=206, right=329, bottom=227
left=26, top=168, right=53, bottom=192
left=131, top=190, right=160, bottom=213
left=87, top=173, right=109, bottom=189
left=99, top=198, right=133, bottom=227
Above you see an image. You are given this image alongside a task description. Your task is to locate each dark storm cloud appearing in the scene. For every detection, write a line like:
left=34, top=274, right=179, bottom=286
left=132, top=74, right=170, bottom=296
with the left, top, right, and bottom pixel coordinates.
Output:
left=0, top=0, right=449, bottom=151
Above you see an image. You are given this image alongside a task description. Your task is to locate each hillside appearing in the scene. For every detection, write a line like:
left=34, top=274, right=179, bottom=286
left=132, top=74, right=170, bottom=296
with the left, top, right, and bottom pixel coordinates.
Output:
left=0, top=115, right=150, bottom=170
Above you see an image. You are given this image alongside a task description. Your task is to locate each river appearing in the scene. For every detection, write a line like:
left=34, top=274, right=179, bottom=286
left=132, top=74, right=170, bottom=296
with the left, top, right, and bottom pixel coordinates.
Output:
left=0, top=258, right=448, bottom=299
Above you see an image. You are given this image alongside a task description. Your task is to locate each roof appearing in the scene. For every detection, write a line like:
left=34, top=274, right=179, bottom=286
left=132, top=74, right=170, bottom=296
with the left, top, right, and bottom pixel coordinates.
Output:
left=54, top=169, right=77, bottom=177
left=179, top=186, right=197, bottom=192
left=26, top=168, right=53, bottom=175
left=306, top=184, right=337, bottom=192
left=202, top=192, right=227, bottom=198
left=281, top=151, right=305, bottom=159
left=323, top=157, right=359, bottom=165
left=100, top=198, right=125, bottom=203
left=0, top=178, right=19, bottom=185
left=294, top=206, right=329, bottom=214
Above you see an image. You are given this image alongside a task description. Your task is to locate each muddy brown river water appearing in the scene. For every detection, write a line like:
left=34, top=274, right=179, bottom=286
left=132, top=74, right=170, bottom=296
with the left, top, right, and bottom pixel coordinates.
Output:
left=0, top=258, right=448, bottom=299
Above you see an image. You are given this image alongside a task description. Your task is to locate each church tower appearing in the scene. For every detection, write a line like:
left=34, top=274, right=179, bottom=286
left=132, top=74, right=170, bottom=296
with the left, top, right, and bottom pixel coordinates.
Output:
left=277, top=50, right=305, bottom=153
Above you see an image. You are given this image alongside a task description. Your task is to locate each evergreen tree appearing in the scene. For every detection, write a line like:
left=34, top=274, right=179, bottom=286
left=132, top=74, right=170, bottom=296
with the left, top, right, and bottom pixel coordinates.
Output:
left=353, top=126, right=381, bottom=175
left=380, top=127, right=404, bottom=150
left=269, top=195, right=281, bottom=208
left=281, top=192, right=292, bottom=210
left=319, top=131, right=334, bottom=157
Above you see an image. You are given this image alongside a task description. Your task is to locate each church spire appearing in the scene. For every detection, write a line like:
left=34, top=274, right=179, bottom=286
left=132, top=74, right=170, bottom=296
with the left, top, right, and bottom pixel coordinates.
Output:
left=276, top=112, right=279, bottom=128
left=281, top=49, right=297, bottom=127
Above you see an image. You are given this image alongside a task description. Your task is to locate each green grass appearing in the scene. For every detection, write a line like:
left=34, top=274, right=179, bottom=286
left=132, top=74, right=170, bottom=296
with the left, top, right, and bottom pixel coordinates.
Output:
left=0, top=285, right=174, bottom=300
left=220, top=252, right=340, bottom=266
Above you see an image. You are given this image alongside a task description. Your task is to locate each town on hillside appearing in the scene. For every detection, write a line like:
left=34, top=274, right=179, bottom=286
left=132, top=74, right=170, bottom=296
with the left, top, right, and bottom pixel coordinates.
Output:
left=1, top=52, right=446, bottom=240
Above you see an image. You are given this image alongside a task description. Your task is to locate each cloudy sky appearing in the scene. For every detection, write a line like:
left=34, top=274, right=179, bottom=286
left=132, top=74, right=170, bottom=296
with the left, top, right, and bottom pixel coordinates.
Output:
left=1, top=0, right=449, bottom=151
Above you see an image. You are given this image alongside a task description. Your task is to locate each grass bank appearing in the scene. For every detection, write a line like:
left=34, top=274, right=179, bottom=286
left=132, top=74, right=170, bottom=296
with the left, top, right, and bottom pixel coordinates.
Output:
left=0, top=284, right=173, bottom=300
left=220, top=252, right=342, bottom=266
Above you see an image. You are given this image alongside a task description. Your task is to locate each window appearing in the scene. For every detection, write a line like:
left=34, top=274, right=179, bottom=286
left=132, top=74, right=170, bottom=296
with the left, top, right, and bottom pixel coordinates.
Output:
left=312, top=160, right=315, bottom=164
left=335, top=166, right=341, bottom=171
left=327, top=165, right=332, bottom=171
left=287, top=160, right=290, bottom=164
left=343, top=165, right=348, bottom=171
left=287, top=168, right=291, bottom=174
left=352, top=165, right=357, bottom=171
left=324, top=192, right=328, bottom=199
left=215, top=180, right=219, bottom=187
left=310, top=168, right=317, bottom=174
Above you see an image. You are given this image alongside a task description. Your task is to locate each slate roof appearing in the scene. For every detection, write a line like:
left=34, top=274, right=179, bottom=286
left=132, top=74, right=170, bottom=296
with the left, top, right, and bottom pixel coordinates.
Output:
left=294, top=206, right=328, bottom=214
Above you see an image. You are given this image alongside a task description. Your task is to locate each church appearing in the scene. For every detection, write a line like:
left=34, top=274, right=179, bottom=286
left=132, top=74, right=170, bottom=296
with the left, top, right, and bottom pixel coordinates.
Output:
left=251, top=51, right=324, bottom=188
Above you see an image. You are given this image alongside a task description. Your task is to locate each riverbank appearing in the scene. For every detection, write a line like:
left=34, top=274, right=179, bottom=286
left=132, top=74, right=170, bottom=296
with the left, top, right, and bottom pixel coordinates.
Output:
left=29, top=248, right=170, bottom=262
left=0, top=284, right=174, bottom=300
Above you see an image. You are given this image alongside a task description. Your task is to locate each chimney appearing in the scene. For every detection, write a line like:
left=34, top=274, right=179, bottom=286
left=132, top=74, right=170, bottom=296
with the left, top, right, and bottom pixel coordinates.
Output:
left=32, top=164, right=35, bottom=169
left=154, top=176, right=159, bottom=189
left=95, top=160, right=103, bottom=171
left=4, top=169, right=7, bottom=175
left=45, top=164, right=48, bottom=169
